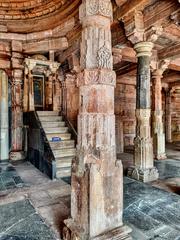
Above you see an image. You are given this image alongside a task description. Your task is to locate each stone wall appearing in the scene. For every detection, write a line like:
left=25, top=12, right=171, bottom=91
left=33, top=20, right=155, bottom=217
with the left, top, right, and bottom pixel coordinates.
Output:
left=172, top=88, right=180, bottom=142
left=115, top=83, right=136, bottom=148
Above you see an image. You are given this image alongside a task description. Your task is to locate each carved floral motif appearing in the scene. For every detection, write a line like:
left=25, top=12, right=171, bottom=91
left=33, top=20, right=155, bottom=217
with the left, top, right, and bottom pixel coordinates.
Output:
left=84, top=0, right=112, bottom=18
left=77, top=69, right=116, bottom=86
left=97, top=45, right=112, bottom=69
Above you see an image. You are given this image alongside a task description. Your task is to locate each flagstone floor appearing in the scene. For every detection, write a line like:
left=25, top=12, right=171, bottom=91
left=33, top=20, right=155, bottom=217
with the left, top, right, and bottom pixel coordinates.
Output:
left=0, top=143, right=179, bottom=240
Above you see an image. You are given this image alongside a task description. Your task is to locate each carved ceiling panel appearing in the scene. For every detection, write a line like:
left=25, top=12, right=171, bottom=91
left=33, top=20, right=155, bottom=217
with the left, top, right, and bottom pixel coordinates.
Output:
left=0, top=0, right=81, bottom=33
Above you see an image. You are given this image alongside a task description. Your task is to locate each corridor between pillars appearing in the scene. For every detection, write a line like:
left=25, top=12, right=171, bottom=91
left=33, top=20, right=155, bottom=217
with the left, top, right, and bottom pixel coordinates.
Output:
left=127, top=42, right=159, bottom=183
left=0, top=70, right=9, bottom=161
left=63, top=0, right=132, bottom=239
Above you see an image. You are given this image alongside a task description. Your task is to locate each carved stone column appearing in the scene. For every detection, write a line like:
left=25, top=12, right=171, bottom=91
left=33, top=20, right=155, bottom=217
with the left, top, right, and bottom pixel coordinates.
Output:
left=46, top=63, right=60, bottom=111
left=116, top=118, right=124, bottom=154
left=152, top=69, right=167, bottom=160
left=10, top=40, right=25, bottom=161
left=52, top=72, right=62, bottom=111
left=10, top=70, right=24, bottom=161
left=23, top=59, right=36, bottom=112
left=63, top=0, right=131, bottom=239
left=128, top=42, right=159, bottom=182
left=62, top=74, right=79, bottom=127
left=0, top=70, right=9, bottom=162
left=165, top=89, right=172, bottom=143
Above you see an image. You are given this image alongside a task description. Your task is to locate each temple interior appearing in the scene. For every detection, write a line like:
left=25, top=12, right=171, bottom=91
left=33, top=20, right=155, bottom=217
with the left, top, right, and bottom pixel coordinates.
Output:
left=0, top=0, right=180, bottom=239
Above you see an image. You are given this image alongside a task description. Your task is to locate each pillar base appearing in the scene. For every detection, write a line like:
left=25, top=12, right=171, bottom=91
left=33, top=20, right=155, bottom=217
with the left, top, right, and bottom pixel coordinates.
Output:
left=63, top=220, right=132, bottom=240
left=154, top=153, right=167, bottom=160
left=10, top=151, right=25, bottom=161
left=127, top=167, right=159, bottom=182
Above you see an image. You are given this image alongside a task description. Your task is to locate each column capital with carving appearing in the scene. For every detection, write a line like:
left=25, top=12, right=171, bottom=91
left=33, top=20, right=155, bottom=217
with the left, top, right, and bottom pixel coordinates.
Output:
left=151, top=59, right=170, bottom=77
left=134, top=41, right=154, bottom=57
left=79, top=0, right=113, bottom=22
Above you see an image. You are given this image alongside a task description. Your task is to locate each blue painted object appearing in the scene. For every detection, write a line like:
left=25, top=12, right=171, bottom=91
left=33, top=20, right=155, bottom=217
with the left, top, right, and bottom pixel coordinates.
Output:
left=52, top=137, right=61, bottom=142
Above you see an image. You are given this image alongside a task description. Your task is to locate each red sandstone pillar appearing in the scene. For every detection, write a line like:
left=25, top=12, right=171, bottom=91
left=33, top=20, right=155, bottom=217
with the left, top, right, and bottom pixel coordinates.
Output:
left=152, top=70, right=166, bottom=160
left=62, top=74, right=79, bottom=127
left=63, top=1, right=131, bottom=239
left=165, top=89, right=173, bottom=143
left=10, top=41, right=25, bottom=161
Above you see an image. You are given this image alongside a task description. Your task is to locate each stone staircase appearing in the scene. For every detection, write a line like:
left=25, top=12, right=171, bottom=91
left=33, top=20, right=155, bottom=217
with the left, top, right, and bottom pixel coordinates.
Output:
left=37, top=111, right=76, bottom=179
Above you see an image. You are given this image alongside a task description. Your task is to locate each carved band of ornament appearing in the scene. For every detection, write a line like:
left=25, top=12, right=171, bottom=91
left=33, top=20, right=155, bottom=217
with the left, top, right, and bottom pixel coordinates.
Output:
left=135, top=109, right=151, bottom=120
left=80, top=0, right=112, bottom=20
left=77, top=69, right=116, bottom=87
left=134, top=136, right=152, bottom=145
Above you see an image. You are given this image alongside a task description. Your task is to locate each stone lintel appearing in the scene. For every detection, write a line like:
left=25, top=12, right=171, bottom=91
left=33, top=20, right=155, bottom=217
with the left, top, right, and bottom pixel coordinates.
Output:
left=127, top=167, right=159, bottom=183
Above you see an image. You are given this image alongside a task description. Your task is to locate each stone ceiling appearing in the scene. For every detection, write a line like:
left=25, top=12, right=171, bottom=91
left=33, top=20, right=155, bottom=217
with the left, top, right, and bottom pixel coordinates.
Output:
left=0, top=0, right=81, bottom=33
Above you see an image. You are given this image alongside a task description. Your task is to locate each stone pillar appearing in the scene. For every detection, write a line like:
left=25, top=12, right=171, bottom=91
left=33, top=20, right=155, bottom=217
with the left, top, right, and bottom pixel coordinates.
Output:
left=152, top=70, right=166, bottom=160
left=165, top=89, right=172, bottom=143
left=10, top=40, right=24, bottom=161
left=116, top=118, right=124, bottom=154
left=10, top=70, right=24, bottom=161
left=52, top=72, right=62, bottom=112
left=62, top=74, right=79, bottom=127
left=63, top=1, right=131, bottom=239
left=128, top=42, right=159, bottom=182
left=45, top=71, right=53, bottom=109
left=0, top=70, right=9, bottom=162
left=46, top=63, right=60, bottom=111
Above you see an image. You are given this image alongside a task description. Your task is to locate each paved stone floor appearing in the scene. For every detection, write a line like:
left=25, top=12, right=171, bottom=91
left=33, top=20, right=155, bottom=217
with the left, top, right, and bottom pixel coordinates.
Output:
left=124, top=178, right=180, bottom=240
left=0, top=199, right=56, bottom=240
left=0, top=164, right=24, bottom=193
left=0, top=143, right=179, bottom=240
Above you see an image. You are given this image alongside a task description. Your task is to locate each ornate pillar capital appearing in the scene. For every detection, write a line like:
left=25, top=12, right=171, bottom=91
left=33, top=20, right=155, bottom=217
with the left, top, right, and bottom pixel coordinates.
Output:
left=151, top=59, right=170, bottom=77
left=134, top=41, right=154, bottom=57
left=79, top=0, right=113, bottom=21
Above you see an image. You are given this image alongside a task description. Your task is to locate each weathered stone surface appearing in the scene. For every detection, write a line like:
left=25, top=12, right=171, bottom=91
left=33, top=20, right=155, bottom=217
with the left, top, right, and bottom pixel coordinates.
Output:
left=63, top=0, right=131, bottom=239
left=0, top=200, right=56, bottom=240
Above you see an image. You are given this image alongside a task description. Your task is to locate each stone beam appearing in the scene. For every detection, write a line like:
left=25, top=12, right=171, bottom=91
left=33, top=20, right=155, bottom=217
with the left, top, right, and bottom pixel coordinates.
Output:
left=23, top=37, right=68, bottom=54
left=0, top=18, right=75, bottom=42
left=144, top=0, right=179, bottom=28
left=113, top=47, right=137, bottom=63
left=114, top=0, right=151, bottom=20
left=159, top=44, right=180, bottom=60
left=163, top=74, right=180, bottom=83
left=116, top=75, right=136, bottom=85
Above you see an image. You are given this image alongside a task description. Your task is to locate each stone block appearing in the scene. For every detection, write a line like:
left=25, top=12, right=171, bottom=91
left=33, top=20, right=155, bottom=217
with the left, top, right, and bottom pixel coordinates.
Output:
left=12, top=40, right=23, bottom=52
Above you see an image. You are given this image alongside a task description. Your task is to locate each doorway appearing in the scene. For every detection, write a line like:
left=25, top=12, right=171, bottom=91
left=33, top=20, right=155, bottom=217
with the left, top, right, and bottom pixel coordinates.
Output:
left=33, top=75, right=45, bottom=110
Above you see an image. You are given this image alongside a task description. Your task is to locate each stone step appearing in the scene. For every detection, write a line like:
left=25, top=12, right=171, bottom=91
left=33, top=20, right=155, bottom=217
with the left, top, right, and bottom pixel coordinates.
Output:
left=56, top=167, right=71, bottom=178
left=50, top=140, right=75, bottom=150
left=39, top=116, right=63, bottom=122
left=56, top=156, right=73, bottom=168
left=47, top=133, right=71, bottom=141
left=53, top=148, right=76, bottom=158
left=41, top=121, right=66, bottom=128
left=44, top=127, right=68, bottom=134
left=37, top=111, right=59, bottom=116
